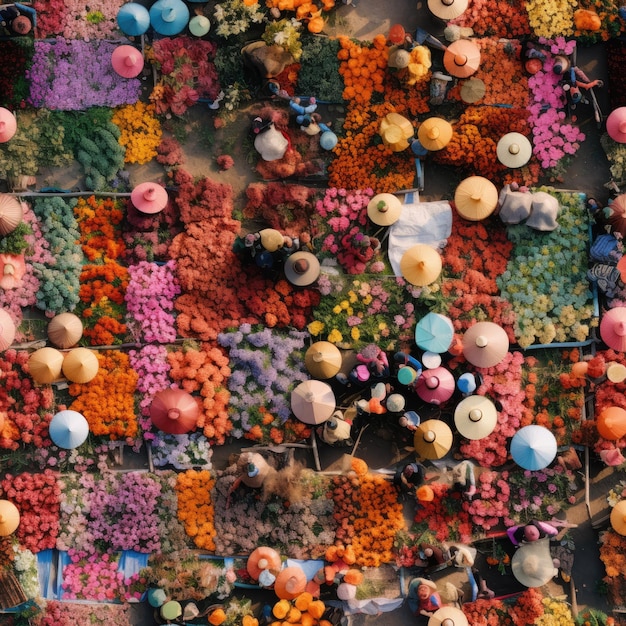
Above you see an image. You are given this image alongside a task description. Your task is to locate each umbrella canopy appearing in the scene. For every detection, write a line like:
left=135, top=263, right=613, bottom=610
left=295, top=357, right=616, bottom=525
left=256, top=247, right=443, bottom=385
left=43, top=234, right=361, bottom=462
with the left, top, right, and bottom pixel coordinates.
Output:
left=443, top=39, right=481, bottom=78
left=600, top=306, right=626, bottom=351
left=428, top=0, right=468, bottom=20
left=400, top=244, right=442, bottom=286
left=462, top=321, right=509, bottom=368
left=454, top=176, right=498, bottom=221
left=597, top=406, right=626, bottom=440
left=117, top=2, right=151, bottom=36
left=291, top=380, right=336, bottom=424
left=274, top=565, right=307, bottom=599
left=0, top=309, right=15, bottom=351
left=189, top=15, right=210, bottom=37
left=606, top=362, right=626, bottom=383
left=415, top=312, right=455, bottom=353
left=131, top=182, right=168, bottom=214
left=0, top=500, right=19, bottom=536
left=417, top=117, right=453, bottom=151
left=28, top=347, right=64, bottom=384
left=0, top=194, right=23, bottom=236
left=454, top=395, right=498, bottom=440
left=367, top=193, right=402, bottom=226
left=607, top=107, right=626, bottom=143
left=460, top=78, right=485, bottom=104
left=62, top=348, right=99, bottom=383
left=305, top=341, right=342, bottom=379
left=284, top=251, right=320, bottom=286
left=606, top=194, right=626, bottom=237
left=414, top=419, right=453, bottom=459
left=111, top=45, right=144, bottom=78
left=428, top=606, right=469, bottom=626
left=247, top=546, right=282, bottom=581
left=149, top=0, right=190, bottom=36
left=610, top=499, right=626, bottom=535
left=150, top=388, right=200, bottom=434
left=511, top=539, right=557, bottom=587
left=380, top=112, right=414, bottom=152
left=497, top=133, right=533, bottom=168
left=49, top=410, right=89, bottom=449
left=415, top=367, right=455, bottom=405
left=510, top=425, right=557, bottom=470
left=47, top=312, right=83, bottom=349
left=0, top=108, right=17, bottom=143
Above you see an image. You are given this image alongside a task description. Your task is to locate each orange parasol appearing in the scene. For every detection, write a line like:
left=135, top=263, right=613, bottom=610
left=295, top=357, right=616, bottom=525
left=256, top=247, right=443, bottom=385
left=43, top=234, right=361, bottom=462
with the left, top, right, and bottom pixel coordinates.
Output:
left=247, top=546, right=282, bottom=581
left=414, top=419, right=453, bottom=459
left=28, top=347, right=64, bottom=384
left=0, top=500, right=19, bottom=536
left=388, top=23, right=406, bottom=45
left=462, top=321, right=509, bottom=368
left=610, top=499, right=626, bottom=535
left=47, top=312, right=84, bottom=349
left=454, top=176, right=498, bottom=221
left=0, top=108, right=17, bottom=143
left=305, top=341, right=343, bottom=379
left=0, top=194, right=23, bottom=236
left=0, top=308, right=15, bottom=351
left=62, top=348, right=100, bottom=383
left=417, top=117, right=453, bottom=151
left=597, top=406, right=626, bottom=440
left=428, top=0, right=468, bottom=20
left=443, top=39, right=481, bottom=78
left=600, top=306, right=626, bottom=351
left=274, top=565, right=307, bottom=599
left=150, top=388, right=200, bottom=434
left=400, top=244, right=442, bottom=286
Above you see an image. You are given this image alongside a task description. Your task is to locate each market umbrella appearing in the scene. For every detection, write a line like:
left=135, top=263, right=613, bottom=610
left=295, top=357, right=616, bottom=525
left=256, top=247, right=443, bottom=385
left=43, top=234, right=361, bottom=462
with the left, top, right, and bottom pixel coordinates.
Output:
left=400, top=244, right=442, bottom=286
left=511, top=539, right=557, bottom=587
left=428, top=606, right=469, bottom=626
left=497, top=132, right=533, bottom=168
left=607, top=107, right=626, bottom=143
left=454, top=176, right=498, bottom=221
left=117, top=2, right=151, bottom=36
left=0, top=309, right=15, bottom=351
left=610, top=499, right=626, bottom=535
left=305, top=341, right=343, bottom=379
left=150, top=388, right=200, bottom=434
left=460, top=78, right=485, bottom=104
left=414, top=367, right=455, bottom=405
left=462, top=321, right=509, bottom=368
left=414, top=419, right=453, bottom=459
left=367, top=193, right=402, bottom=226
left=510, top=425, right=557, bottom=470
left=291, top=380, right=335, bottom=424
left=0, top=194, right=23, bottom=236
left=597, top=406, right=626, bottom=440
left=606, top=194, right=626, bottom=237
left=414, top=312, right=455, bottom=353
left=0, top=108, right=17, bottom=143
left=454, top=395, right=498, bottom=440
left=47, top=312, right=83, bottom=349
left=443, top=39, right=481, bottom=78
left=284, top=251, right=320, bottom=286
left=149, top=0, right=190, bottom=36
left=111, top=45, right=144, bottom=78
left=417, top=117, right=453, bottom=151
left=600, top=306, right=626, bottom=351
left=49, top=410, right=89, bottom=449
left=427, top=0, right=468, bottom=20
left=274, top=565, right=307, bottom=599
left=0, top=500, right=19, bottom=536
left=28, top=347, right=64, bottom=384
left=131, top=182, right=168, bottom=214
left=62, top=348, right=99, bottom=383
left=247, top=546, right=282, bottom=581
left=189, top=15, right=210, bottom=37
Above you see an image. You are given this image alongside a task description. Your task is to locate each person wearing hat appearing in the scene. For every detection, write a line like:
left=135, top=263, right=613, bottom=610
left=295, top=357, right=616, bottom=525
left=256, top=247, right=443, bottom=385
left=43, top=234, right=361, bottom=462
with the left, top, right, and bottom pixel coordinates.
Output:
left=394, top=461, right=425, bottom=498
left=317, top=408, right=354, bottom=448
left=506, top=518, right=572, bottom=547
left=0, top=5, right=32, bottom=36
left=407, top=577, right=443, bottom=617
left=451, top=460, right=477, bottom=500
left=419, top=542, right=448, bottom=568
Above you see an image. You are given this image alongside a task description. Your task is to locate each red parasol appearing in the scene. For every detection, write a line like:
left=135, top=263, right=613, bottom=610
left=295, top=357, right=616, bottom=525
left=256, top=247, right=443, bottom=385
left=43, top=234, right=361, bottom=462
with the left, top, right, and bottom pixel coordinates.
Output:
left=607, top=107, right=626, bottom=143
left=0, top=308, right=16, bottom=351
left=0, top=194, right=23, bottom=236
left=462, top=321, right=509, bottom=368
left=0, top=108, right=17, bottom=143
left=606, top=194, right=626, bottom=237
left=414, top=366, right=455, bottom=405
left=150, top=388, right=200, bottom=434
left=131, top=182, right=168, bottom=214
left=111, top=45, right=144, bottom=78
left=600, top=306, right=626, bottom=351
left=597, top=406, right=626, bottom=440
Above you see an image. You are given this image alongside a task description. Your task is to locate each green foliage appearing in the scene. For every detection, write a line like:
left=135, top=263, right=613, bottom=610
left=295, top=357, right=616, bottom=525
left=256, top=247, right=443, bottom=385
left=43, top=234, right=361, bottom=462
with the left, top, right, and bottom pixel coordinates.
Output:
left=0, top=222, right=33, bottom=255
left=74, top=122, right=125, bottom=191
left=214, top=43, right=250, bottom=93
left=54, top=108, right=114, bottom=154
left=297, top=34, right=344, bottom=103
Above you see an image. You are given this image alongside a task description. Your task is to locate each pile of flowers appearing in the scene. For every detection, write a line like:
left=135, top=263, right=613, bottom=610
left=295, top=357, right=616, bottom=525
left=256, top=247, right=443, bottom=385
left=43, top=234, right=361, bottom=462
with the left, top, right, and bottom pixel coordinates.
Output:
left=111, top=102, right=163, bottom=165
left=525, top=0, right=577, bottom=38
left=32, top=600, right=131, bottom=626
left=175, top=469, right=217, bottom=551
left=599, top=529, right=626, bottom=606
left=450, top=0, right=531, bottom=37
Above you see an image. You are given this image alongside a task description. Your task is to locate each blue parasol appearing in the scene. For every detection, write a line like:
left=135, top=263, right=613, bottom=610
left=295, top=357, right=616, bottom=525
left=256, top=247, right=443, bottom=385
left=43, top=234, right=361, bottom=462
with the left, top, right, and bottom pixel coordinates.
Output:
left=510, top=425, right=557, bottom=471
left=150, top=0, right=190, bottom=36
left=49, top=410, right=89, bottom=449
left=414, top=312, right=454, bottom=353
left=117, top=2, right=150, bottom=36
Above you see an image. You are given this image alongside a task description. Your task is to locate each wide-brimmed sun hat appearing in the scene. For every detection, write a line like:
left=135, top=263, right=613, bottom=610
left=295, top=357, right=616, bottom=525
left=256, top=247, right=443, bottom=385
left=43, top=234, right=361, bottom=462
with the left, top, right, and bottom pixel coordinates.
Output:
left=511, top=539, right=557, bottom=588
left=284, top=251, right=320, bottom=286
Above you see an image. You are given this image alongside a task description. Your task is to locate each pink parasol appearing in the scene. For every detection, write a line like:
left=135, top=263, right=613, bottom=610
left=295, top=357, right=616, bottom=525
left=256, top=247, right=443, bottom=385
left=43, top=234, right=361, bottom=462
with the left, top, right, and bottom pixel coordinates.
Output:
left=606, top=194, right=626, bottom=237
left=462, top=321, right=509, bottom=368
left=111, top=45, right=144, bottom=78
left=150, top=388, right=200, bottom=434
left=131, top=182, right=169, bottom=214
left=607, top=107, right=626, bottom=143
left=0, top=309, right=16, bottom=351
left=0, top=108, right=17, bottom=143
left=443, top=39, right=481, bottom=78
left=600, top=306, right=626, bottom=351
left=291, top=380, right=336, bottom=424
left=597, top=406, right=626, bottom=440
left=414, top=366, right=455, bottom=405
left=0, top=194, right=23, bottom=236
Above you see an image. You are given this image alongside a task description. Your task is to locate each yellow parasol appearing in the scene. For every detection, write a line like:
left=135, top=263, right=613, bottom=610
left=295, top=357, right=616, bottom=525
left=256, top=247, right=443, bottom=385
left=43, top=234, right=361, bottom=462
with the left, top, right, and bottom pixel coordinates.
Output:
left=414, top=419, right=453, bottom=459
left=379, top=112, right=414, bottom=152
left=28, top=347, right=64, bottom=384
left=305, top=341, right=343, bottom=379
left=62, top=348, right=100, bottom=384
left=417, top=118, right=453, bottom=151
left=454, top=176, right=498, bottom=221
left=400, top=244, right=442, bottom=286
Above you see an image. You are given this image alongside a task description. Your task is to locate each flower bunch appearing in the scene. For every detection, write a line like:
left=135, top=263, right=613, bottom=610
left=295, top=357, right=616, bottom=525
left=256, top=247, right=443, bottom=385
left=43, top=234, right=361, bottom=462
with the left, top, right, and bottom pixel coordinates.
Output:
left=32, top=0, right=69, bottom=39
left=212, top=0, right=265, bottom=39
left=217, top=324, right=310, bottom=442
left=535, top=597, right=575, bottom=626
left=525, top=0, right=577, bottom=37
left=151, top=432, right=213, bottom=470
left=74, top=195, right=125, bottom=263
left=599, top=529, right=626, bottom=605
left=450, top=0, right=530, bottom=37
left=34, top=600, right=131, bottom=626
left=297, top=35, right=344, bottom=104
left=12, top=544, right=40, bottom=600
left=0, top=40, right=32, bottom=107
left=68, top=351, right=139, bottom=441
left=112, top=102, right=162, bottom=165
left=509, top=588, right=546, bottom=625
left=0, top=469, right=60, bottom=552
left=61, top=549, right=125, bottom=601
left=462, top=597, right=507, bottom=625
left=462, top=470, right=513, bottom=531
left=125, top=260, right=180, bottom=343
left=175, top=469, right=216, bottom=551
left=263, top=18, right=303, bottom=61
left=601, top=133, right=626, bottom=184
left=58, top=0, right=125, bottom=40
left=497, top=188, right=595, bottom=347
left=167, top=343, right=232, bottom=444
left=27, top=39, right=141, bottom=110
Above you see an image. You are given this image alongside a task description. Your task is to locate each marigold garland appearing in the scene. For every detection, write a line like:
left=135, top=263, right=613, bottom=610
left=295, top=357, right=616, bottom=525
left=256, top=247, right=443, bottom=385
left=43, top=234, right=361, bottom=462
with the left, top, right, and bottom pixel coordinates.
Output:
left=175, top=469, right=216, bottom=551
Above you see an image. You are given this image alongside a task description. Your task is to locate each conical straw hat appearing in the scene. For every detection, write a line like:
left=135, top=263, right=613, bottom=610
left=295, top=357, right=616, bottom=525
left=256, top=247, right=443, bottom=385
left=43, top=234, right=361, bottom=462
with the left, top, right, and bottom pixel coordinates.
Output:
left=611, top=499, right=626, bottom=535
left=62, top=348, right=99, bottom=383
left=400, top=244, right=442, bottom=286
left=367, top=193, right=402, bottom=226
left=454, top=176, right=498, bottom=221
left=0, top=194, right=23, bottom=236
left=418, top=118, right=453, bottom=151
left=305, top=341, right=342, bottom=379
left=0, top=500, right=20, bottom=536
left=47, top=313, right=83, bottom=349
left=28, top=347, right=64, bottom=384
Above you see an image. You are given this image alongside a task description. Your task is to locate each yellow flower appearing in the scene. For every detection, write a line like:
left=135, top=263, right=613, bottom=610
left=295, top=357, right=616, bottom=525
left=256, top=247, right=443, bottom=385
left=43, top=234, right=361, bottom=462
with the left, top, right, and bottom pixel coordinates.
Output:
left=362, top=294, right=373, bottom=305
left=340, top=300, right=350, bottom=310
left=348, top=290, right=358, bottom=303
left=327, top=329, right=343, bottom=344
left=378, top=322, right=387, bottom=330
left=308, top=320, right=324, bottom=336
left=333, top=305, right=342, bottom=314
left=351, top=327, right=360, bottom=341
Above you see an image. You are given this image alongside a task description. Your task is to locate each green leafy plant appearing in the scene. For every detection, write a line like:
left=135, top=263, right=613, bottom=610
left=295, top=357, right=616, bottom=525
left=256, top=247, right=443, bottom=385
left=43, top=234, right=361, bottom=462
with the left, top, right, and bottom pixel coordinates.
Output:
left=297, top=34, right=344, bottom=103
left=0, top=223, right=33, bottom=256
